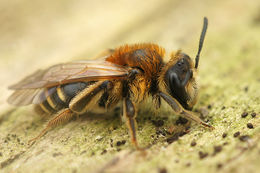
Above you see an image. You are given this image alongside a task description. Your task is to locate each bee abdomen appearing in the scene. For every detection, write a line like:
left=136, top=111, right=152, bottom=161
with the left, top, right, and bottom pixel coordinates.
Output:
left=36, top=82, right=90, bottom=114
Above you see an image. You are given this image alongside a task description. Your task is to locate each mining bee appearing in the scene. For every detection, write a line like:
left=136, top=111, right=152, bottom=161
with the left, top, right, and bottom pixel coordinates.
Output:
left=8, top=17, right=213, bottom=149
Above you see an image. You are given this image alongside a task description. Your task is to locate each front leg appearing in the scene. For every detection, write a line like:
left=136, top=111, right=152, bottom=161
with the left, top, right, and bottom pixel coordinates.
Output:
left=123, top=97, right=139, bottom=149
left=159, top=92, right=214, bottom=129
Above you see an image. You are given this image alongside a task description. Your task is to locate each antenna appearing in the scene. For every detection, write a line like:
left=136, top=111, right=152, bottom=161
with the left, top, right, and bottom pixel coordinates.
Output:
left=195, top=17, right=208, bottom=69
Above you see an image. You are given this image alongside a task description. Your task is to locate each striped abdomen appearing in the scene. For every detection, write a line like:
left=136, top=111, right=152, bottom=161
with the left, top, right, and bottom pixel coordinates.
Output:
left=35, top=82, right=90, bottom=114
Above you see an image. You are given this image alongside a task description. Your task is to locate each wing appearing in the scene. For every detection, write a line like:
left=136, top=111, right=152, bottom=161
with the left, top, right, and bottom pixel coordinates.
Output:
left=9, top=60, right=129, bottom=89
left=8, top=88, right=50, bottom=106
left=8, top=59, right=129, bottom=106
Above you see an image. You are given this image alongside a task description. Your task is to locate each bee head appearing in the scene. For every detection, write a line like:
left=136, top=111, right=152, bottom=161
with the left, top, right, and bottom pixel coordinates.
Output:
left=164, top=53, right=196, bottom=110
left=162, top=17, right=208, bottom=110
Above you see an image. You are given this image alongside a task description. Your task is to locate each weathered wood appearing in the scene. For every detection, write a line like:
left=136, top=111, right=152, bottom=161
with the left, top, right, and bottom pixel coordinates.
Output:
left=0, top=0, right=260, bottom=172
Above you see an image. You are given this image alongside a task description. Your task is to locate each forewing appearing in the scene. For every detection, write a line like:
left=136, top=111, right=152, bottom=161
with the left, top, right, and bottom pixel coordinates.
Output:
left=9, top=60, right=129, bottom=89
left=7, top=88, right=55, bottom=106
left=8, top=59, right=128, bottom=106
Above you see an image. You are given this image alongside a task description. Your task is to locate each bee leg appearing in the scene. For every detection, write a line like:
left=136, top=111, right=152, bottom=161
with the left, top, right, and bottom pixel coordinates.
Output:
left=28, top=108, right=75, bottom=145
left=159, top=92, right=214, bottom=130
left=123, top=97, right=140, bottom=150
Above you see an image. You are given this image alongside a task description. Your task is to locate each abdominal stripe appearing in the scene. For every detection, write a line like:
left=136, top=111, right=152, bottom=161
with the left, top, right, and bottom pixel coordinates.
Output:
left=36, top=82, right=90, bottom=114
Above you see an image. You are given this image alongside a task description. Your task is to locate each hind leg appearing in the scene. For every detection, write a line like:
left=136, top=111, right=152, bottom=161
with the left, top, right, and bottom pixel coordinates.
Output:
left=29, top=81, right=109, bottom=145
left=29, top=108, right=75, bottom=145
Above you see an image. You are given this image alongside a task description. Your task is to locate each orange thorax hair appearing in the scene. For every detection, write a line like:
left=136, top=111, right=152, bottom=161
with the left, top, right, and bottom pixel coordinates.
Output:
left=106, top=43, right=165, bottom=79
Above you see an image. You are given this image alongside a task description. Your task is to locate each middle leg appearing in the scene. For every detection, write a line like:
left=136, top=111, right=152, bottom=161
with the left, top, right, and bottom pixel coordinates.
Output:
left=123, top=97, right=140, bottom=149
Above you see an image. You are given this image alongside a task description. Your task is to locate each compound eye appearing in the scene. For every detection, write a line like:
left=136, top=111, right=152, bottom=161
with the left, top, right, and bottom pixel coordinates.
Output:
left=164, top=54, right=192, bottom=109
left=175, top=58, right=189, bottom=80
left=177, top=61, right=182, bottom=66
left=165, top=70, right=190, bottom=109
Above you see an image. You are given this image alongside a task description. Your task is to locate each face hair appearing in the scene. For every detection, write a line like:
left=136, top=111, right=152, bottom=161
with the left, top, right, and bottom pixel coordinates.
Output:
left=195, top=17, right=208, bottom=69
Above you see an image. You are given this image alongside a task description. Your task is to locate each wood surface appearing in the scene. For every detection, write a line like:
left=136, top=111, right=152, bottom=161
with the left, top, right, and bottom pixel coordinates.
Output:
left=0, top=0, right=260, bottom=172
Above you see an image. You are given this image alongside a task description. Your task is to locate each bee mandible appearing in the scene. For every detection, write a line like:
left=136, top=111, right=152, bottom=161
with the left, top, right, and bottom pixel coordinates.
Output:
left=8, top=17, right=212, bottom=149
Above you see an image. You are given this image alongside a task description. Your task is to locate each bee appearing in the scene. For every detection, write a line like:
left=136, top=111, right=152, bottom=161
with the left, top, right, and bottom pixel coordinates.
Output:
left=8, top=17, right=213, bottom=149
